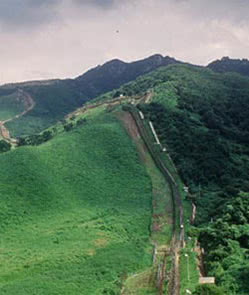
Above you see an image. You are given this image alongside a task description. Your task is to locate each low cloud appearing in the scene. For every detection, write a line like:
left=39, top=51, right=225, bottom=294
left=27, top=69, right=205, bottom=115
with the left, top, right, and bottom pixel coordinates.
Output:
left=0, top=0, right=249, bottom=84
left=0, top=0, right=60, bottom=29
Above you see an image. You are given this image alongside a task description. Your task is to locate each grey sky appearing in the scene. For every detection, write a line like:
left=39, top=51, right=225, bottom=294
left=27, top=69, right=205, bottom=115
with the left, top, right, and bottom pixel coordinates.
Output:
left=0, top=0, right=249, bottom=84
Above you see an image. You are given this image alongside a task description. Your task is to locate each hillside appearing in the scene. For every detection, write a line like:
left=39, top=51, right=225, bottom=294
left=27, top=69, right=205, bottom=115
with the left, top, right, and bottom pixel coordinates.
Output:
left=102, top=63, right=249, bottom=294
left=208, top=56, right=249, bottom=77
left=2, top=55, right=249, bottom=294
left=75, top=54, right=181, bottom=98
left=2, top=54, right=249, bottom=140
left=0, top=54, right=180, bottom=138
left=0, top=108, right=154, bottom=294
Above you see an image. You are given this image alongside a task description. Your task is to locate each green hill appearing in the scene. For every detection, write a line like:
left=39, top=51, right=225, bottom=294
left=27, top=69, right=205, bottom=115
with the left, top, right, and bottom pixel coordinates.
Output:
left=208, top=56, right=249, bottom=77
left=1, top=54, right=180, bottom=138
left=105, top=63, right=249, bottom=294
left=2, top=55, right=249, bottom=294
left=0, top=90, right=26, bottom=121
left=0, top=108, right=153, bottom=294
left=2, top=54, right=249, bottom=140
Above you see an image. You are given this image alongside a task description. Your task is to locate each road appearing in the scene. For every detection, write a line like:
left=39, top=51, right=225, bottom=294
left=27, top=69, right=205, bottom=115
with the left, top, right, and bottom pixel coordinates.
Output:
left=0, top=90, right=35, bottom=144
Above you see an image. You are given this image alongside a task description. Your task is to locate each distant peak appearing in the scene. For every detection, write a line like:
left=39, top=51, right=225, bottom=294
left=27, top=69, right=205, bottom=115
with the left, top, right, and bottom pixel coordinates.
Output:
left=212, top=56, right=249, bottom=63
left=221, top=56, right=230, bottom=61
left=148, top=53, right=164, bottom=59
left=103, top=59, right=126, bottom=66
left=207, top=56, right=249, bottom=77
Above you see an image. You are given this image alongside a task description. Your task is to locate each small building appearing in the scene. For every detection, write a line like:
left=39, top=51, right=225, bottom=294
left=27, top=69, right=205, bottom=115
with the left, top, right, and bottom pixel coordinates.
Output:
left=199, top=277, right=215, bottom=284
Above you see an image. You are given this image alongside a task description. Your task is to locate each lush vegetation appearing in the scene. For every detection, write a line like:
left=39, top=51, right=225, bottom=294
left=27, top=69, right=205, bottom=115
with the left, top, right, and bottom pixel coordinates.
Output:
left=0, top=140, right=11, bottom=153
left=193, top=284, right=225, bottom=295
left=118, top=110, right=174, bottom=294
left=208, top=56, right=249, bottom=77
left=0, top=91, right=26, bottom=121
left=2, top=55, right=248, bottom=138
left=2, top=55, right=249, bottom=293
left=0, top=109, right=153, bottom=294
left=5, top=81, right=87, bottom=137
left=75, top=54, right=179, bottom=98
left=109, top=63, right=249, bottom=294
left=2, top=55, right=179, bottom=138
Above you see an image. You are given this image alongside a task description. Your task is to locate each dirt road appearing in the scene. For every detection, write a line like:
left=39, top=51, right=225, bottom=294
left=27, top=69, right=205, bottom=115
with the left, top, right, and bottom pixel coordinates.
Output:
left=0, top=89, right=35, bottom=144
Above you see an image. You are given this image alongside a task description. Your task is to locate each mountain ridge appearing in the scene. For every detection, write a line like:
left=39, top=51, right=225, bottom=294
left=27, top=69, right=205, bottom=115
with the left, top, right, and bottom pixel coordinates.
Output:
left=74, top=53, right=182, bottom=98
left=1, top=53, right=249, bottom=138
left=207, top=56, right=249, bottom=76
left=0, top=54, right=182, bottom=137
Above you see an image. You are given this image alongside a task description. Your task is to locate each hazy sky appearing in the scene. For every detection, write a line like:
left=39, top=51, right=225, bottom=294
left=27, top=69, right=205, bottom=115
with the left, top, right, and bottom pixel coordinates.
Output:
left=0, top=0, right=249, bottom=84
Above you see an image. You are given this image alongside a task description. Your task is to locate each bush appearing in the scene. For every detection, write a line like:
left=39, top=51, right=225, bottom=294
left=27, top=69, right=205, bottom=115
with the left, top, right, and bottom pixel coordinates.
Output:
left=193, top=284, right=226, bottom=295
left=63, top=123, right=73, bottom=132
left=0, top=140, right=11, bottom=152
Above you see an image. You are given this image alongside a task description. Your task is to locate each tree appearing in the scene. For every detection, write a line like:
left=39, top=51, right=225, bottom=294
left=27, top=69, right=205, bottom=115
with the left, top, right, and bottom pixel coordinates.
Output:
left=193, top=284, right=226, bottom=295
left=0, top=140, right=11, bottom=152
left=63, top=123, right=73, bottom=132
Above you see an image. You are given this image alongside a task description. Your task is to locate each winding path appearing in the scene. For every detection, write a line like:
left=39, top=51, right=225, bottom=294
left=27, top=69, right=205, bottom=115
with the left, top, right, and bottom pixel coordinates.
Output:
left=0, top=89, right=35, bottom=144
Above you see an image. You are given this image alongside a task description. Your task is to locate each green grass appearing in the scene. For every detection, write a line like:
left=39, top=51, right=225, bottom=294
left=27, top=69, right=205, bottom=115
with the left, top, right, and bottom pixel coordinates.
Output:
left=0, top=109, right=153, bottom=294
left=117, top=110, right=174, bottom=294
left=179, top=248, right=199, bottom=295
left=146, top=154, right=173, bottom=247
left=127, top=107, right=199, bottom=292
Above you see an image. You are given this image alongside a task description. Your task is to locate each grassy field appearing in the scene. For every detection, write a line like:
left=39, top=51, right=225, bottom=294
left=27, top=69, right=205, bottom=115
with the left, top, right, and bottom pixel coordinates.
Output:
left=0, top=108, right=153, bottom=294
left=179, top=247, right=199, bottom=295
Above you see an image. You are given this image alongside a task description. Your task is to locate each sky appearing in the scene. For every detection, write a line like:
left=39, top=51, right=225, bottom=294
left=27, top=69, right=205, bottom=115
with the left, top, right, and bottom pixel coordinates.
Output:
left=0, top=0, right=249, bottom=84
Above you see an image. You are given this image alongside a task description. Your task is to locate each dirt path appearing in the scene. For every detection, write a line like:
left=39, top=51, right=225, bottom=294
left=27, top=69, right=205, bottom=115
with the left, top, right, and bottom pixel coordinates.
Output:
left=118, top=109, right=185, bottom=295
left=119, top=112, right=168, bottom=294
left=0, top=89, right=35, bottom=144
left=117, top=111, right=147, bottom=162
left=130, top=109, right=185, bottom=295
left=144, top=91, right=153, bottom=104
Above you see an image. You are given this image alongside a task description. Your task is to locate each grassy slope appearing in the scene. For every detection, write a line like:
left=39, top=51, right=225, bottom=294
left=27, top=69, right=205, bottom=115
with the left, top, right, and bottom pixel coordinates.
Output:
left=91, top=64, right=249, bottom=293
left=5, top=81, right=86, bottom=137
left=124, top=64, right=249, bottom=294
left=118, top=112, right=174, bottom=294
left=0, top=109, right=153, bottom=294
left=2, top=55, right=177, bottom=137
left=0, top=91, right=26, bottom=121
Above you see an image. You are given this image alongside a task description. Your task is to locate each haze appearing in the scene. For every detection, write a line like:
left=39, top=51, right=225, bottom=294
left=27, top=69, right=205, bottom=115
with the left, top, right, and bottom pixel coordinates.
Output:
left=0, top=0, right=249, bottom=84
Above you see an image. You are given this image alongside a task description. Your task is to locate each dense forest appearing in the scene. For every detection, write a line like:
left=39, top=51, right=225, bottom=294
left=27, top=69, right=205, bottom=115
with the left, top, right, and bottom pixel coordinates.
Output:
left=208, top=57, right=249, bottom=77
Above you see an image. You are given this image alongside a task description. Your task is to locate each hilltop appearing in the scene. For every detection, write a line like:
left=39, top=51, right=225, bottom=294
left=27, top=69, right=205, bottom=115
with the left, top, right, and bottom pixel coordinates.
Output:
left=0, top=54, right=181, bottom=138
left=2, top=54, right=249, bottom=140
left=75, top=54, right=181, bottom=98
left=208, top=56, right=249, bottom=76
